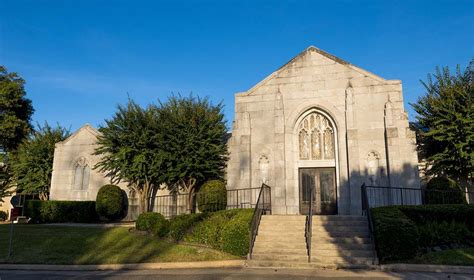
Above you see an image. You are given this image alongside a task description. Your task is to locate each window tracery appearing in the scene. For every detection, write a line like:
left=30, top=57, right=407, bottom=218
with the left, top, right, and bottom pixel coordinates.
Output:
left=298, top=112, right=335, bottom=160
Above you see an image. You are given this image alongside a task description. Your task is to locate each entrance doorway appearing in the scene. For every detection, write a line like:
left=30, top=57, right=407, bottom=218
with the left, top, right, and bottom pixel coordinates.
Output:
left=299, top=168, right=337, bottom=215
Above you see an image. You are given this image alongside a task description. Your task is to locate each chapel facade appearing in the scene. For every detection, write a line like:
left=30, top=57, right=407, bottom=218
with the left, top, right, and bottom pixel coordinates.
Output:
left=49, top=46, right=420, bottom=217
left=226, top=46, right=420, bottom=215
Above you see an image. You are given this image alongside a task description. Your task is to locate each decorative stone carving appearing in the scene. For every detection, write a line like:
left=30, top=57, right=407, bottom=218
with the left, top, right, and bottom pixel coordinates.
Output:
left=366, top=151, right=380, bottom=185
left=298, top=112, right=334, bottom=160
left=259, top=155, right=270, bottom=184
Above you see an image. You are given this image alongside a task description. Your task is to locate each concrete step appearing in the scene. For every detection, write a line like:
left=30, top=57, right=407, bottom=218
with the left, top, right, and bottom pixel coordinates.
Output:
left=253, top=240, right=307, bottom=250
left=258, top=225, right=306, bottom=231
left=312, top=225, right=369, bottom=232
left=252, top=247, right=307, bottom=255
left=311, top=255, right=373, bottom=265
left=312, top=236, right=371, bottom=244
left=257, top=230, right=304, bottom=237
left=255, top=235, right=306, bottom=243
left=312, top=249, right=373, bottom=258
left=312, top=215, right=366, bottom=222
left=261, top=215, right=306, bottom=221
left=246, top=260, right=375, bottom=269
left=312, top=220, right=368, bottom=226
left=311, top=231, right=370, bottom=238
left=251, top=253, right=308, bottom=262
left=311, top=242, right=373, bottom=251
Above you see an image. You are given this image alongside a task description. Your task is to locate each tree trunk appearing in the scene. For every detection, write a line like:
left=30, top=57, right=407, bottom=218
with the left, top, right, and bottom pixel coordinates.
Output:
left=181, top=178, right=197, bottom=214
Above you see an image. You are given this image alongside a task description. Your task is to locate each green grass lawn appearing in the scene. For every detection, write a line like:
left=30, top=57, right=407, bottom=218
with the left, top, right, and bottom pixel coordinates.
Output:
left=410, top=248, right=474, bottom=266
left=0, top=225, right=239, bottom=265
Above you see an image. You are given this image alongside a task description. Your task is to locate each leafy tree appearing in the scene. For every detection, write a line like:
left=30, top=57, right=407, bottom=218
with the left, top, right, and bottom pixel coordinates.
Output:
left=411, top=59, right=473, bottom=189
left=10, top=123, right=70, bottom=200
left=155, top=95, right=228, bottom=212
left=0, top=153, right=13, bottom=203
left=0, top=66, right=34, bottom=152
left=94, top=100, right=164, bottom=214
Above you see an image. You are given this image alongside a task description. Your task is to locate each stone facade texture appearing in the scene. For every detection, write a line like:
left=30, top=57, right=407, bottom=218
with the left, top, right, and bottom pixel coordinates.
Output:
left=49, top=46, right=420, bottom=217
left=226, top=46, right=420, bottom=215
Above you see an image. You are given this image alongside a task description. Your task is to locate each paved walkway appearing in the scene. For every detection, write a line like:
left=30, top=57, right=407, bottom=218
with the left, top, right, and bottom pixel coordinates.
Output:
left=0, top=267, right=470, bottom=280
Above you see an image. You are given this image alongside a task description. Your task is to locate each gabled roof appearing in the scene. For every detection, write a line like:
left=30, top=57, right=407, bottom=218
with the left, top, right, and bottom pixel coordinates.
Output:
left=55, top=123, right=100, bottom=146
left=243, top=45, right=393, bottom=95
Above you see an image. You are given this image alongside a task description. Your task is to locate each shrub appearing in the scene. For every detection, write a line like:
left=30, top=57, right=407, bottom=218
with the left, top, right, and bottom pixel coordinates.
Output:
left=168, top=213, right=208, bottom=242
left=24, top=200, right=98, bottom=223
left=371, top=206, right=419, bottom=261
left=96, top=184, right=127, bottom=221
left=398, top=204, right=474, bottom=228
left=184, top=208, right=253, bottom=256
left=136, top=212, right=169, bottom=237
left=220, top=209, right=253, bottom=256
left=0, top=210, right=7, bottom=221
left=417, top=221, right=474, bottom=248
left=197, top=180, right=227, bottom=213
left=425, top=177, right=465, bottom=204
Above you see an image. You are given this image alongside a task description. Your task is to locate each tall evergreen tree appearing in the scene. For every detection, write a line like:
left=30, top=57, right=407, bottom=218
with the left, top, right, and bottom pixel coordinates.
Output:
left=10, top=123, right=70, bottom=200
left=411, top=59, right=473, bottom=189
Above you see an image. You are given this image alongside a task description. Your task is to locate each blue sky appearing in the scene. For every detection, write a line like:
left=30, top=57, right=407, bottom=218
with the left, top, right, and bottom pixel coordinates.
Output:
left=1, top=0, right=473, bottom=131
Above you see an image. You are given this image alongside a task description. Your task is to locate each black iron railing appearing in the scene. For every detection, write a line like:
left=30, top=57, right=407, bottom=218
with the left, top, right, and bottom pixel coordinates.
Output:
left=361, top=183, right=378, bottom=265
left=362, top=185, right=473, bottom=209
left=148, top=187, right=265, bottom=219
left=305, top=185, right=314, bottom=263
left=248, top=183, right=272, bottom=259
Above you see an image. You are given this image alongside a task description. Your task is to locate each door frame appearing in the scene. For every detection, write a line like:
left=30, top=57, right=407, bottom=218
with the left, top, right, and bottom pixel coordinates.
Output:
left=292, top=108, right=341, bottom=215
left=298, top=167, right=338, bottom=215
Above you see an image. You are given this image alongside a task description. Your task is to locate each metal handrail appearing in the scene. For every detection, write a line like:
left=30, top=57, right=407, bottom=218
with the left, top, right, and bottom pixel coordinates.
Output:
left=248, top=183, right=271, bottom=259
left=305, top=185, right=314, bottom=262
left=361, top=183, right=379, bottom=265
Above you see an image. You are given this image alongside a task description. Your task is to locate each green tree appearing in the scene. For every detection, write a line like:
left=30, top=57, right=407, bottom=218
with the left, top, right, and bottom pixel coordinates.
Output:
left=94, top=100, right=164, bottom=214
left=156, top=95, right=228, bottom=212
left=0, top=153, right=13, bottom=203
left=0, top=66, right=34, bottom=152
left=411, top=59, right=473, bottom=189
left=10, top=123, right=70, bottom=200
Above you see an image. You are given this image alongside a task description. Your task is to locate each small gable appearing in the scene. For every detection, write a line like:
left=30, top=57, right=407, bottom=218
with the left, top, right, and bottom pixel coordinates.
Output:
left=56, top=124, right=100, bottom=147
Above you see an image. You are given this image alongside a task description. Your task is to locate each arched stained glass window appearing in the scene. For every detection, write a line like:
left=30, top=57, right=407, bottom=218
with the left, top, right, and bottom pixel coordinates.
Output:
left=73, top=157, right=90, bottom=190
left=298, top=112, right=335, bottom=160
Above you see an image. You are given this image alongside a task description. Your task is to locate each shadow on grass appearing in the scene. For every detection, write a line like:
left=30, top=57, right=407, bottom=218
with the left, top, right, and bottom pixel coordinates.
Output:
left=0, top=225, right=237, bottom=265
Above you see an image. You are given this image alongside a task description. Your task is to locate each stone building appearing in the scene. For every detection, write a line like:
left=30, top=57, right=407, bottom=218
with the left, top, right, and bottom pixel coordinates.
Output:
left=226, top=46, right=420, bottom=215
left=49, top=46, right=420, bottom=217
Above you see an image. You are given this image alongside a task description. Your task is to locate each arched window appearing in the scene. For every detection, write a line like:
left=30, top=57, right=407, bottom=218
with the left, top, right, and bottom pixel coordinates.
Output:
left=298, top=112, right=335, bottom=160
left=73, top=157, right=90, bottom=190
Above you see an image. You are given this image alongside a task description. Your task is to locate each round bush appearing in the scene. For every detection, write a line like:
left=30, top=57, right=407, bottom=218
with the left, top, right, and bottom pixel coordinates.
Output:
left=197, top=180, right=227, bottom=212
left=95, top=185, right=127, bottom=221
left=136, top=212, right=170, bottom=237
left=425, top=177, right=465, bottom=204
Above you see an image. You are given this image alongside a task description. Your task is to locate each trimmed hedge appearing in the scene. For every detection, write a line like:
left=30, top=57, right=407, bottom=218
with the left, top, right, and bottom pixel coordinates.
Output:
left=25, top=200, right=98, bottom=223
left=136, top=212, right=170, bottom=237
left=197, top=180, right=227, bottom=213
left=168, top=213, right=208, bottom=242
left=184, top=208, right=253, bottom=256
left=372, top=204, right=474, bottom=262
left=96, top=184, right=127, bottom=221
left=371, top=206, right=419, bottom=261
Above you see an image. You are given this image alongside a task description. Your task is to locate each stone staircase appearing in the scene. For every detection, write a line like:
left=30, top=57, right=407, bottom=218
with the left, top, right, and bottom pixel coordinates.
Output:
left=247, top=215, right=376, bottom=268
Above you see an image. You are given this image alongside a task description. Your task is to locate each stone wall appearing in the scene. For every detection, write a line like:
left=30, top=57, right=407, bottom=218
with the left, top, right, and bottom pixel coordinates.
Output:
left=227, top=46, right=420, bottom=215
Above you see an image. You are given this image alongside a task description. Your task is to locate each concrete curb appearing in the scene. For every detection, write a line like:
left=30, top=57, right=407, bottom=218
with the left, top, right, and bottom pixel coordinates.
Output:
left=380, top=263, right=474, bottom=274
left=0, top=260, right=245, bottom=271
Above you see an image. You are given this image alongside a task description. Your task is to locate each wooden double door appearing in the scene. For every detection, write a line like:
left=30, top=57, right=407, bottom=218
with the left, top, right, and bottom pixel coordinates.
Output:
left=299, top=168, right=337, bottom=215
